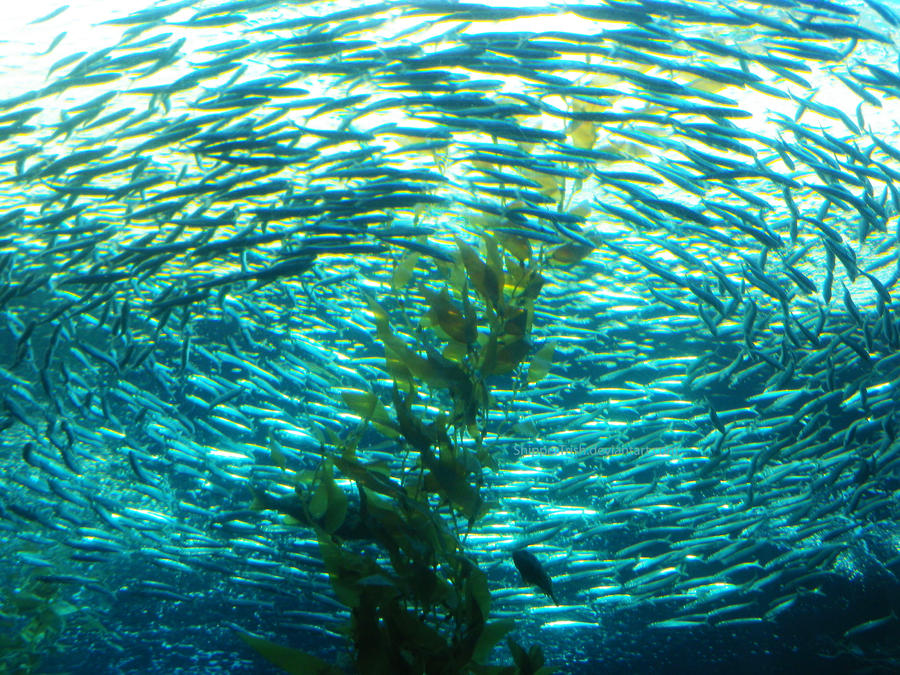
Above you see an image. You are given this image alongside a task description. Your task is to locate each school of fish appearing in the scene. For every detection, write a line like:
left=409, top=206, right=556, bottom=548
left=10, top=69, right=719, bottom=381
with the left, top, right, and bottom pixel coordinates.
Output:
left=1, top=0, right=900, bottom=672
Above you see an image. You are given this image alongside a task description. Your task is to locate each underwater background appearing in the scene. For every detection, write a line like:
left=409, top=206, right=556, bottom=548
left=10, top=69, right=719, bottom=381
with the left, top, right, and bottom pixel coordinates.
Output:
left=2, top=0, right=900, bottom=673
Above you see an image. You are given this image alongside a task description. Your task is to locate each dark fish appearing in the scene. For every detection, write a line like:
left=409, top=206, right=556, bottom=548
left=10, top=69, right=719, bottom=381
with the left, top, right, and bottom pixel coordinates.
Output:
left=513, top=548, right=558, bottom=605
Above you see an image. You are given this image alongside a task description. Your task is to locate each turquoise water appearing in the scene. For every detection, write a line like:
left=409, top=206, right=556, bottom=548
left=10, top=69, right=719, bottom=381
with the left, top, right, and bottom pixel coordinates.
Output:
left=1, top=1, right=900, bottom=673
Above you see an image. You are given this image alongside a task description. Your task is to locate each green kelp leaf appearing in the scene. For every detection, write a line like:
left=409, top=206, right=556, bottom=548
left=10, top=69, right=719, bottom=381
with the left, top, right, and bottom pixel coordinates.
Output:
left=488, top=337, right=530, bottom=375
left=317, top=529, right=382, bottom=608
left=357, top=487, right=411, bottom=556
left=363, top=290, right=390, bottom=327
left=423, top=449, right=482, bottom=522
left=323, top=463, right=348, bottom=534
left=549, top=242, right=593, bottom=265
left=506, top=638, right=552, bottom=675
left=528, top=645, right=545, bottom=669
left=480, top=332, right=498, bottom=377
left=522, top=168, right=563, bottom=202
left=467, top=563, right=491, bottom=622
left=382, top=328, right=445, bottom=389
left=404, top=501, right=458, bottom=566
left=426, top=286, right=477, bottom=344
left=498, top=232, right=532, bottom=262
left=333, top=454, right=405, bottom=500
left=391, top=250, right=420, bottom=291
left=442, top=339, right=468, bottom=364
left=569, top=119, right=598, bottom=149
left=386, top=602, right=448, bottom=655
left=521, top=269, right=545, bottom=301
left=342, top=390, right=399, bottom=438
left=508, top=638, right=528, bottom=671
left=392, top=383, right=432, bottom=453
left=353, top=595, right=393, bottom=675
left=503, top=307, right=529, bottom=337
left=526, top=339, right=557, bottom=385
left=236, top=631, right=343, bottom=675
left=407, top=561, right=444, bottom=607
left=268, top=436, right=286, bottom=470
left=341, top=390, right=376, bottom=419
left=483, top=233, right=505, bottom=306
left=308, top=473, right=328, bottom=521
left=472, top=619, right=516, bottom=664
left=309, top=461, right=346, bottom=533
left=457, top=237, right=501, bottom=308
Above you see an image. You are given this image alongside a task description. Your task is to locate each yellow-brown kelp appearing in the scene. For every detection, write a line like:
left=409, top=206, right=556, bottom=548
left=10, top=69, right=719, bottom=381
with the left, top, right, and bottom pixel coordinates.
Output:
left=242, top=232, right=576, bottom=673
